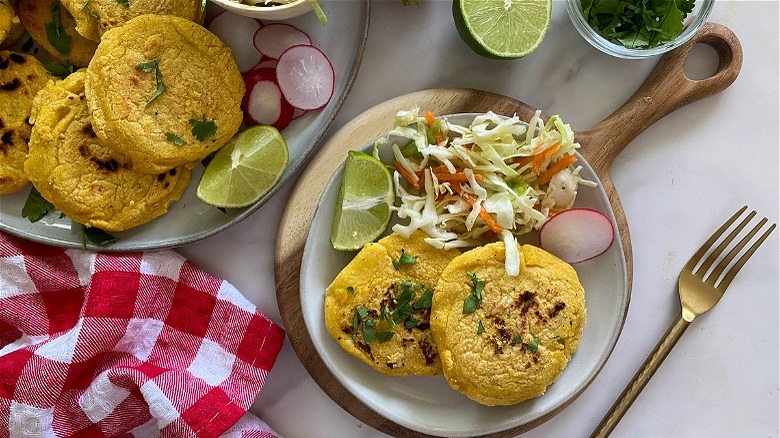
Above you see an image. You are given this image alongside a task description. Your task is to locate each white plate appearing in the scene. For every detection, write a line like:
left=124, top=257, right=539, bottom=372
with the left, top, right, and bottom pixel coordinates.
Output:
left=0, top=1, right=368, bottom=251
left=300, top=114, right=628, bottom=437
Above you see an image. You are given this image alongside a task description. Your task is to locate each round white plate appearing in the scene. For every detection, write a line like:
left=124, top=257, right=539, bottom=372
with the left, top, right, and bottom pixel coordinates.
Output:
left=0, top=1, right=368, bottom=251
left=300, top=114, right=628, bottom=437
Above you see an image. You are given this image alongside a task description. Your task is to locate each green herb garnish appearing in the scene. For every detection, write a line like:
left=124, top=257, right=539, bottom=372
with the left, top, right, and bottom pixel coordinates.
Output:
left=346, top=286, right=355, bottom=294
left=45, top=60, right=75, bottom=79
left=45, top=2, right=71, bottom=55
left=462, top=271, right=485, bottom=314
left=165, top=132, right=187, bottom=146
left=476, top=320, right=485, bottom=335
left=81, top=0, right=99, bottom=20
left=116, top=0, right=129, bottom=6
left=137, top=59, right=164, bottom=105
left=82, top=226, right=118, bottom=247
left=188, top=116, right=217, bottom=142
left=582, top=0, right=696, bottom=49
left=526, top=337, right=539, bottom=353
left=412, top=289, right=433, bottom=310
left=22, top=187, right=54, bottom=223
left=392, top=249, right=418, bottom=270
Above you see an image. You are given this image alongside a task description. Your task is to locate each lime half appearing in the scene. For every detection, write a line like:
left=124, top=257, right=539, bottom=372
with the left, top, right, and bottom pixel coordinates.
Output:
left=330, top=150, right=394, bottom=251
left=453, top=0, right=552, bottom=59
left=197, top=125, right=289, bottom=208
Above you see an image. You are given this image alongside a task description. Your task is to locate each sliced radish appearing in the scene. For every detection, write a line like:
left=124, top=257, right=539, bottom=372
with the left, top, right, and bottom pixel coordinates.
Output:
left=242, top=67, right=294, bottom=130
left=208, top=11, right=263, bottom=73
left=292, top=107, right=308, bottom=120
left=538, top=208, right=615, bottom=264
left=276, top=45, right=334, bottom=111
left=253, top=23, right=312, bottom=60
left=254, top=58, right=278, bottom=70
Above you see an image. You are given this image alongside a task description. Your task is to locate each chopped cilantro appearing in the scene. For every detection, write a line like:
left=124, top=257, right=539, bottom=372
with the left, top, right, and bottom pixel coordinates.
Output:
left=346, top=286, right=355, bottom=294
left=412, top=289, right=433, bottom=310
left=404, top=316, right=419, bottom=329
left=165, top=132, right=187, bottom=146
left=116, top=0, right=129, bottom=6
left=82, top=226, right=118, bottom=247
left=476, top=320, right=485, bottom=335
left=45, top=60, right=75, bottom=79
left=462, top=271, right=485, bottom=314
left=45, top=2, right=71, bottom=55
left=526, top=337, right=539, bottom=353
left=137, top=59, right=165, bottom=105
left=21, top=187, right=54, bottom=223
left=188, top=116, right=217, bottom=142
left=392, top=250, right=418, bottom=270
left=582, top=0, right=696, bottom=49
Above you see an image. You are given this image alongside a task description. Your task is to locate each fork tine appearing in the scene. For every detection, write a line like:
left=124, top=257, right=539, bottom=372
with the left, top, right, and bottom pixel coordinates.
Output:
left=707, top=217, right=768, bottom=285
left=695, top=208, right=756, bottom=276
left=716, top=222, right=776, bottom=290
left=685, top=206, right=747, bottom=273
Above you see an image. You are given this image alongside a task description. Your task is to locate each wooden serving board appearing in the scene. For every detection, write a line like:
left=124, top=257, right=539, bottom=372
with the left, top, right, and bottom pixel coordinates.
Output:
left=274, top=23, right=742, bottom=438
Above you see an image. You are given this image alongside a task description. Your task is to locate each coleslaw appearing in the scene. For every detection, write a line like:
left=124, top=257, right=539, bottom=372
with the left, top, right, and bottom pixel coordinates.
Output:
left=374, top=108, right=596, bottom=276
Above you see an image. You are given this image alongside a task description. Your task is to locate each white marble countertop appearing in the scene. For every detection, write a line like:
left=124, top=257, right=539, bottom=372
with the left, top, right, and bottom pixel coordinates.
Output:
left=180, top=1, right=779, bottom=437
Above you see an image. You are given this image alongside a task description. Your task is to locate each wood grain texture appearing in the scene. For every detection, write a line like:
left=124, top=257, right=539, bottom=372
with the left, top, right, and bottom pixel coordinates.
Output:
left=274, top=22, right=741, bottom=438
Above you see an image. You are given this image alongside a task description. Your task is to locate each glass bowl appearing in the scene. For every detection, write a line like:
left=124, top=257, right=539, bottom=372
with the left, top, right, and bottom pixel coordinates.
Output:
left=208, top=0, right=313, bottom=20
left=566, top=0, right=714, bottom=59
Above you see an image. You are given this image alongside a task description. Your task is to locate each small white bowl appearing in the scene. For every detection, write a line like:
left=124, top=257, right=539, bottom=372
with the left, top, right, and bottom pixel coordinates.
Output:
left=208, top=0, right=314, bottom=20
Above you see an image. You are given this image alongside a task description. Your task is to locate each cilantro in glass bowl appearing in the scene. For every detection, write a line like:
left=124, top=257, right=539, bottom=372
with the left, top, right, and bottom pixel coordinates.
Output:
left=566, top=0, right=714, bottom=58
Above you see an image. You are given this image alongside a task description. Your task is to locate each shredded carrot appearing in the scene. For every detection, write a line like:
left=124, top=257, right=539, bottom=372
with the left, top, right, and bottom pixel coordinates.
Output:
left=541, top=141, right=562, bottom=158
left=458, top=191, right=504, bottom=234
left=514, top=156, right=534, bottom=167
left=539, top=155, right=577, bottom=185
left=434, top=133, right=445, bottom=144
left=393, top=159, right=419, bottom=188
left=424, top=111, right=436, bottom=126
left=430, top=165, right=451, bottom=173
left=532, top=153, right=545, bottom=174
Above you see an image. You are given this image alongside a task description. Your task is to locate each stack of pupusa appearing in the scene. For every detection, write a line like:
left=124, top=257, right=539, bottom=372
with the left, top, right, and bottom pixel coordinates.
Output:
left=325, top=231, right=586, bottom=406
left=5, top=12, right=244, bottom=232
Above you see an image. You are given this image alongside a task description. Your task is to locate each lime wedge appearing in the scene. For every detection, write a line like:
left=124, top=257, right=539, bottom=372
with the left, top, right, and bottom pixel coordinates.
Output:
left=196, top=125, right=289, bottom=208
left=453, top=0, right=552, bottom=59
left=330, top=150, right=394, bottom=251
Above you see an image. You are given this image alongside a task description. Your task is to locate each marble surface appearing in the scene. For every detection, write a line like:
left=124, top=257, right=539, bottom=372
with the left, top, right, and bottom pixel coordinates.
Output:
left=179, top=1, right=780, bottom=437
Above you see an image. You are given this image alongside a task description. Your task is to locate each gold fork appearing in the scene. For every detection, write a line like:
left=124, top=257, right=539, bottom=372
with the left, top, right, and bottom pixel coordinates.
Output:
left=591, top=206, right=776, bottom=438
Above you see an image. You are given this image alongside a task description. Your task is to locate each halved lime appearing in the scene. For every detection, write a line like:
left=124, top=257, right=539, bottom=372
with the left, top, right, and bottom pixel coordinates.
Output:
left=453, top=0, right=552, bottom=59
left=196, top=125, right=289, bottom=208
left=330, top=150, right=394, bottom=251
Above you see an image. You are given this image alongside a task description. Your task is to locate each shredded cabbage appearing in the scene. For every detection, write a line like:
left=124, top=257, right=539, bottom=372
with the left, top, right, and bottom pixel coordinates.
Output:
left=383, top=107, right=594, bottom=275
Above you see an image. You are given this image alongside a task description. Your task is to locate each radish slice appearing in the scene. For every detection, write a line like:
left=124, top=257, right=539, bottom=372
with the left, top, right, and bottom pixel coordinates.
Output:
left=242, top=68, right=294, bottom=130
left=254, top=58, right=278, bottom=70
left=253, top=23, right=312, bottom=60
left=292, top=107, right=308, bottom=120
left=538, top=208, right=615, bottom=264
left=276, top=45, right=334, bottom=111
left=208, top=11, right=263, bottom=73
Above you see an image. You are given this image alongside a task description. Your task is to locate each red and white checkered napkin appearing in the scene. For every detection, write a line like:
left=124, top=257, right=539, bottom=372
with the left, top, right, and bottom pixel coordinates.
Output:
left=0, top=232, right=285, bottom=437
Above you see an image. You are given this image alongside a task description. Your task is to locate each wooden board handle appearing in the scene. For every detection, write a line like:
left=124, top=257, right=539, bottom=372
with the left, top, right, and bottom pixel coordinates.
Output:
left=578, top=22, right=743, bottom=172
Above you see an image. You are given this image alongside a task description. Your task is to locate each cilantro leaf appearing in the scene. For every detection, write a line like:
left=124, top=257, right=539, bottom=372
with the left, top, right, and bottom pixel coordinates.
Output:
left=45, top=60, right=75, bottom=79
left=582, top=0, right=695, bottom=48
left=116, top=0, right=129, bottom=6
left=188, top=116, right=217, bottom=142
left=22, top=187, right=54, bottom=223
left=412, top=289, right=433, bottom=310
left=462, top=271, right=485, bottom=314
left=165, top=132, right=187, bottom=146
left=526, top=337, right=539, bottom=353
left=476, top=320, right=485, bottom=335
left=392, top=249, right=418, bottom=270
left=45, top=2, right=71, bottom=55
left=137, top=59, right=165, bottom=105
left=82, top=226, right=118, bottom=247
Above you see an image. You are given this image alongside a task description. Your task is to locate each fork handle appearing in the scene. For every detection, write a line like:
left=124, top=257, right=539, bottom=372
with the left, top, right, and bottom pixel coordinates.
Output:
left=591, top=314, right=691, bottom=438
